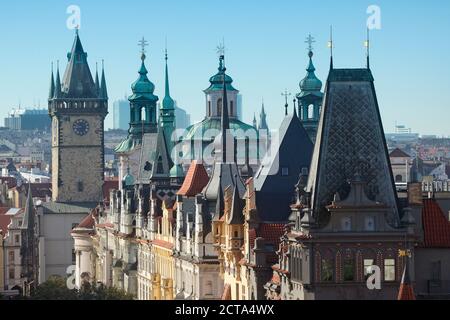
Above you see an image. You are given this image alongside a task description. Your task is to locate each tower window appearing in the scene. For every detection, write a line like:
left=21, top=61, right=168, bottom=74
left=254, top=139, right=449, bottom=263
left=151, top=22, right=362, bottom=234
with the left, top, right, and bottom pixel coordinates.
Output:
left=344, top=258, right=355, bottom=281
left=208, top=101, right=212, bottom=116
left=230, top=101, right=234, bottom=116
left=321, top=259, right=334, bottom=282
left=77, top=181, right=84, bottom=192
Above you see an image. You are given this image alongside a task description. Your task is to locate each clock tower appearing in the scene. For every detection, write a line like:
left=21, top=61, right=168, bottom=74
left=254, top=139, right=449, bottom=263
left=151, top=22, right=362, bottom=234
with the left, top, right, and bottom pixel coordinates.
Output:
left=49, top=31, right=108, bottom=203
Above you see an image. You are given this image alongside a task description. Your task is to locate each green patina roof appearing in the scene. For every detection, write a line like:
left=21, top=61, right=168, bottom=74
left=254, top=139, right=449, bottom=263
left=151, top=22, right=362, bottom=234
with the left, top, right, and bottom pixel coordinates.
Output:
left=204, top=58, right=237, bottom=93
left=130, top=53, right=158, bottom=102
left=299, top=51, right=323, bottom=93
left=114, top=136, right=141, bottom=154
left=123, top=172, right=135, bottom=186
left=182, top=117, right=257, bottom=140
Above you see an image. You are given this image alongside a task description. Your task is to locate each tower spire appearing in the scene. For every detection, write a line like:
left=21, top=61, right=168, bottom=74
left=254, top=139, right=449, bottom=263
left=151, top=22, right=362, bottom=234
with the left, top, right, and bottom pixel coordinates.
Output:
left=281, top=89, right=291, bottom=116
left=220, top=54, right=230, bottom=163
left=49, top=62, right=55, bottom=99
left=54, top=60, right=62, bottom=98
left=100, top=59, right=108, bottom=99
left=95, top=62, right=100, bottom=96
left=365, top=28, right=370, bottom=69
left=328, top=25, right=334, bottom=70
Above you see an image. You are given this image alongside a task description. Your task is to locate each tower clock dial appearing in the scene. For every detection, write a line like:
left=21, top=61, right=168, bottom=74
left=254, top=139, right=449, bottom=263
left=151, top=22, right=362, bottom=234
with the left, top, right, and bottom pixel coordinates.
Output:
left=73, top=119, right=90, bottom=136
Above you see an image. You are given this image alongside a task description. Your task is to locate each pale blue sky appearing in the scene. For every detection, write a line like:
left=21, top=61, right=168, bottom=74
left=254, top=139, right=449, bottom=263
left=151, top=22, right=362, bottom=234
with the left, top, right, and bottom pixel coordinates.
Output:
left=0, top=0, right=449, bottom=135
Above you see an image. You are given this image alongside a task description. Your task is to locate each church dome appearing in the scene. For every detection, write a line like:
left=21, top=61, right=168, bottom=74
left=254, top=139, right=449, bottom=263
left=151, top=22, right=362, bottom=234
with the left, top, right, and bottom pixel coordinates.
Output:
left=299, top=51, right=323, bottom=93
left=130, top=53, right=158, bottom=102
left=204, top=58, right=237, bottom=92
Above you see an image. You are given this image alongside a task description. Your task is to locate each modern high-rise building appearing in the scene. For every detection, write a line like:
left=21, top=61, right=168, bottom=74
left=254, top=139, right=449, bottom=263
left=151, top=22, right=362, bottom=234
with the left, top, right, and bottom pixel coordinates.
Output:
left=112, top=99, right=130, bottom=130
left=4, top=109, right=51, bottom=131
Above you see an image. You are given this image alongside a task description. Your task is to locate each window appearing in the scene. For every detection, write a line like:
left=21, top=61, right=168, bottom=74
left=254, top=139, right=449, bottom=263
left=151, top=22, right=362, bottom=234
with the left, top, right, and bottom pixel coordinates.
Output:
left=341, top=217, right=352, bottom=231
left=9, top=251, right=15, bottom=264
left=18, top=220, right=23, bottom=227
left=72, top=249, right=77, bottom=264
left=321, top=259, right=334, bottom=282
left=395, top=175, right=403, bottom=182
left=384, top=259, right=396, bottom=282
left=205, top=281, right=213, bottom=296
left=77, top=181, right=84, bottom=192
left=234, top=230, right=239, bottom=238
left=230, top=101, right=234, bottom=116
left=281, top=167, right=289, bottom=176
left=208, top=101, right=211, bottom=116
left=15, top=234, right=20, bottom=244
left=343, top=258, right=355, bottom=281
left=364, top=217, right=375, bottom=231
left=9, top=268, right=15, bottom=280
left=364, top=259, right=375, bottom=280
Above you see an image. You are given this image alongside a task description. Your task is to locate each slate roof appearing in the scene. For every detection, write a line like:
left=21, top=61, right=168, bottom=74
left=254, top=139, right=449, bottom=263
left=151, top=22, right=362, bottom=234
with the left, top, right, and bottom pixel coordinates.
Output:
left=61, top=32, right=98, bottom=98
left=422, top=199, right=450, bottom=248
left=137, top=131, right=173, bottom=183
left=307, top=68, right=399, bottom=227
left=177, top=161, right=209, bottom=197
left=40, top=202, right=96, bottom=214
left=254, top=111, right=313, bottom=222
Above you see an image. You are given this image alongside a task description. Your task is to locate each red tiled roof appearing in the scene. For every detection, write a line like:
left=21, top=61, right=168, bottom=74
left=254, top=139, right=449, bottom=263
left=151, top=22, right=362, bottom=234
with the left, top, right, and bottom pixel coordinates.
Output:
left=258, top=224, right=285, bottom=246
left=177, top=161, right=209, bottom=197
left=0, top=177, right=17, bottom=188
left=398, top=284, right=416, bottom=300
left=77, top=213, right=96, bottom=229
left=249, top=228, right=257, bottom=249
left=390, top=148, right=411, bottom=158
left=422, top=199, right=450, bottom=248
left=152, top=239, right=174, bottom=250
left=103, top=179, right=119, bottom=201
left=0, top=208, right=12, bottom=238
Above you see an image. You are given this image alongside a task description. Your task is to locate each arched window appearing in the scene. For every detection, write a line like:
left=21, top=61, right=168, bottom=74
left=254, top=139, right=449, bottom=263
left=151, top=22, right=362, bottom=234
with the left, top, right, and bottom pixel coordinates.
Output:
left=217, top=98, right=222, bottom=116
left=308, top=104, right=314, bottom=119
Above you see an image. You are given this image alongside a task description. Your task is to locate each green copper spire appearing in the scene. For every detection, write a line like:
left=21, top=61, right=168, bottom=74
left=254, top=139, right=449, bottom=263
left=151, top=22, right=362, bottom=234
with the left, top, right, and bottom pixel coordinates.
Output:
left=162, top=49, right=175, bottom=110
left=204, top=55, right=237, bottom=93
left=49, top=63, right=55, bottom=99
left=299, top=50, right=322, bottom=93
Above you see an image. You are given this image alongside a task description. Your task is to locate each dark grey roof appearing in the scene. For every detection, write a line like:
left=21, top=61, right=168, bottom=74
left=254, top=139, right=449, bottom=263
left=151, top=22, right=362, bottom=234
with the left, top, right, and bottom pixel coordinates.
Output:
left=137, top=130, right=173, bottom=183
left=40, top=202, right=96, bottom=214
left=61, top=32, right=97, bottom=98
left=21, top=184, right=34, bottom=229
left=203, top=163, right=246, bottom=202
left=227, top=184, right=245, bottom=225
left=254, top=112, right=313, bottom=222
left=307, top=68, right=399, bottom=227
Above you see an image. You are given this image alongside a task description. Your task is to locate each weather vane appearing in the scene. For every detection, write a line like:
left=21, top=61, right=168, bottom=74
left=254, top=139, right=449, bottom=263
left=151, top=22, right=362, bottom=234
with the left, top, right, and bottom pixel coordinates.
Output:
left=305, top=34, right=315, bottom=52
left=138, top=37, right=149, bottom=55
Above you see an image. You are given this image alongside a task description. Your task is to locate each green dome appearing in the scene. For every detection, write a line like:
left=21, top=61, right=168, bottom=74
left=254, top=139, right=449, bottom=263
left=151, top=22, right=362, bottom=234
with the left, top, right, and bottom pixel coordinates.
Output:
left=130, top=54, right=158, bottom=102
left=183, top=118, right=257, bottom=141
left=299, top=52, right=322, bottom=93
left=123, top=172, right=135, bottom=187
left=204, top=59, right=237, bottom=92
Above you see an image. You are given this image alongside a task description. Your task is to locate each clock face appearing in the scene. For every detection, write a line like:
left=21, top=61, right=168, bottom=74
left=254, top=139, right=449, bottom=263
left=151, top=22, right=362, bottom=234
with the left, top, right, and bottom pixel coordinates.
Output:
left=73, top=119, right=90, bottom=136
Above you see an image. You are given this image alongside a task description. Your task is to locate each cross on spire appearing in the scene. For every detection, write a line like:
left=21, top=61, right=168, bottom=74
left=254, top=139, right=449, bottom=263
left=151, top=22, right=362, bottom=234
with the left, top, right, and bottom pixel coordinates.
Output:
left=281, top=89, right=291, bottom=116
left=216, top=38, right=226, bottom=58
left=305, top=34, right=315, bottom=52
left=138, top=37, right=149, bottom=55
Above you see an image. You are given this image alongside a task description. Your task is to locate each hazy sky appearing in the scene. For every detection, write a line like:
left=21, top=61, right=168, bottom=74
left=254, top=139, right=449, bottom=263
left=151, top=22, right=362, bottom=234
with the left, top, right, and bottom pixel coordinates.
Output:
left=0, top=0, right=449, bottom=135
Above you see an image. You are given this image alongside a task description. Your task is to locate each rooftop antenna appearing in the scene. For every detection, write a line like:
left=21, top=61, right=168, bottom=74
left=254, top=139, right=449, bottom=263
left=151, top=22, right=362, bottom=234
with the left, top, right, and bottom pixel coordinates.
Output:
left=328, top=25, right=334, bottom=69
left=364, top=27, right=370, bottom=69
left=281, top=89, right=291, bottom=116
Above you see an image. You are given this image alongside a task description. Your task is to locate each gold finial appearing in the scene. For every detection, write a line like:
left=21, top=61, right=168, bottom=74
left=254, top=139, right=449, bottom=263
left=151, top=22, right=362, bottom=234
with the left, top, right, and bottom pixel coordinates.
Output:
left=398, top=249, right=412, bottom=258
